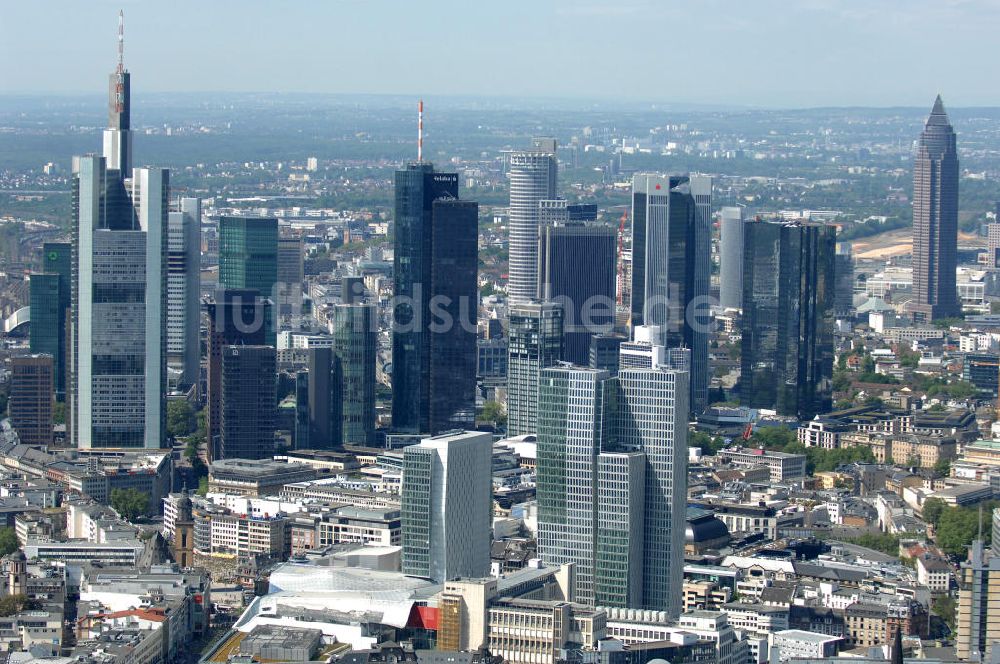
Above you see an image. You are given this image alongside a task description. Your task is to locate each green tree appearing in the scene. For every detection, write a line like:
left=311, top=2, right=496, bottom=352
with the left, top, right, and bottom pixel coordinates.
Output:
left=196, top=476, right=209, bottom=497
left=0, top=528, right=18, bottom=557
left=0, top=594, right=38, bottom=617
left=481, top=401, right=507, bottom=428
left=932, top=595, right=956, bottom=631
left=933, top=458, right=951, bottom=477
left=839, top=532, right=901, bottom=556
left=922, top=498, right=947, bottom=527
left=110, top=488, right=149, bottom=522
left=750, top=427, right=797, bottom=450
left=690, top=431, right=725, bottom=456
left=167, top=400, right=195, bottom=438
left=52, top=402, right=66, bottom=425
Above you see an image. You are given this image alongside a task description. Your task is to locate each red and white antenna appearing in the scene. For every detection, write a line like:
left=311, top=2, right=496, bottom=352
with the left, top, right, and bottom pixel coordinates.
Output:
left=117, top=9, right=125, bottom=74
left=418, top=99, right=424, bottom=162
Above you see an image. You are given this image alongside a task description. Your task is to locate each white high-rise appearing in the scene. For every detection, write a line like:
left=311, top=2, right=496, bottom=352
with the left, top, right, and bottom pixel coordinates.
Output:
left=507, top=139, right=557, bottom=305
left=401, top=431, right=492, bottom=583
left=71, top=156, right=167, bottom=449
left=719, top=206, right=745, bottom=311
left=166, top=197, right=201, bottom=390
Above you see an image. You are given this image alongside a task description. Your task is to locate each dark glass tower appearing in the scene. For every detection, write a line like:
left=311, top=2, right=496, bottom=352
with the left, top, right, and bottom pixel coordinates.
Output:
left=391, top=164, right=478, bottom=434
left=911, top=96, right=960, bottom=322
left=332, top=302, right=377, bottom=445
left=630, top=174, right=712, bottom=414
left=740, top=220, right=836, bottom=420
left=205, top=290, right=270, bottom=459
left=537, top=223, right=617, bottom=365
left=29, top=242, right=71, bottom=400
left=219, top=345, right=276, bottom=460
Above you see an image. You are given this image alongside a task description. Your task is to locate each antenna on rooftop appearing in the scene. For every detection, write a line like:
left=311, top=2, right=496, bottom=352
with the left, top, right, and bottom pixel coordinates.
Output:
left=117, top=10, right=125, bottom=74
left=418, top=99, right=424, bottom=162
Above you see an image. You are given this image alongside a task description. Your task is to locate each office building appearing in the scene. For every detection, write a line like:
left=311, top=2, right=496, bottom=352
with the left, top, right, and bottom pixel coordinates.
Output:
left=834, top=242, right=855, bottom=318
left=331, top=303, right=377, bottom=445
left=70, top=157, right=166, bottom=449
left=507, top=301, right=563, bottom=437
left=718, top=206, right=745, bottom=311
left=537, top=222, right=616, bottom=364
left=392, top=164, right=478, bottom=434
left=8, top=355, right=54, bottom=447
left=401, top=431, right=492, bottom=583
left=988, top=223, right=1000, bottom=269
left=911, top=96, right=960, bottom=321
left=535, top=362, right=688, bottom=614
left=277, top=235, right=304, bottom=320
left=29, top=243, right=71, bottom=400
left=507, top=139, right=557, bottom=305
left=219, top=215, right=277, bottom=342
left=630, top=173, right=712, bottom=413
left=103, top=35, right=131, bottom=179
left=617, top=366, right=689, bottom=616
left=741, top=220, right=836, bottom=420
left=219, top=345, right=276, bottom=460
left=301, top=347, right=339, bottom=450
left=205, top=290, right=270, bottom=459
left=956, top=540, right=1000, bottom=662
left=589, top=334, right=623, bottom=376
left=166, top=198, right=201, bottom=389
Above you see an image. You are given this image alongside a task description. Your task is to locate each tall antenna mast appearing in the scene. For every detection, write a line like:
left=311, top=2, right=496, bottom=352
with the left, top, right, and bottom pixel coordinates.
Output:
left=418, top=99, right=424, bottom=162
left=117, top=9, right=125, bottom=74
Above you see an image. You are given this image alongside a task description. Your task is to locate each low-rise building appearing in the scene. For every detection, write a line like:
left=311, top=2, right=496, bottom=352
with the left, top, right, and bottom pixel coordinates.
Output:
left=771, top=629, right=841, bottom=662
left=208, top=458, right=318, bottom=497
left=719, top=448, right=807, bottom=483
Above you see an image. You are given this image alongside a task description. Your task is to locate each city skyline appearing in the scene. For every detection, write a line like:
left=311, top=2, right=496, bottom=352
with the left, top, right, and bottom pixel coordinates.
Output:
left=2, top=1, right=998, bottom=109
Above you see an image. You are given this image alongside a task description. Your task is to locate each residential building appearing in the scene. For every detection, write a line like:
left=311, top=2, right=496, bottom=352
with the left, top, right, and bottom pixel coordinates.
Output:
left=401, top=431, right=492, bottom=582
left=507, top=301, right=563, bottom=436
left=911, top=97, right=960, bottom=322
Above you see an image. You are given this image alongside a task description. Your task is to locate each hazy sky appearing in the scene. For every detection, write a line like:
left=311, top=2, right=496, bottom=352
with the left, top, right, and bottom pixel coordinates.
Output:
left=2, top=0, right=999, bottom=108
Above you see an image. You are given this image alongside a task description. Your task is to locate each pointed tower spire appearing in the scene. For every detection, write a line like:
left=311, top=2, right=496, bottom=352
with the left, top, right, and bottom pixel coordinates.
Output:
left=117, top=9, right=125, bottom=74
left=927, top=95, right=949, bottom=126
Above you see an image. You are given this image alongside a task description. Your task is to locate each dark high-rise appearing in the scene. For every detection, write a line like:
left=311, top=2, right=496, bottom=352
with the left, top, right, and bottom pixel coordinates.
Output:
left=219, top=216, right=278, bottom=324
left=630, top=174, right=712, bottom=414
left=219, top=345, right=276, bottom=460
left=8, top=355, right=54, bottom=447
left=391, top=163, right=477, bottom=434
left=538, top=223, right=617, bottom=365
left=331, top=303, right=378, bottom=445
left=29, top=242, right=71, bottom=400
left=205, top=290, right=270, bottom=459
left=740, top=220, right=836, bottom=420
left=834, top=242, right=855, bottom=318
left=911, top=96, right=960, bottom=322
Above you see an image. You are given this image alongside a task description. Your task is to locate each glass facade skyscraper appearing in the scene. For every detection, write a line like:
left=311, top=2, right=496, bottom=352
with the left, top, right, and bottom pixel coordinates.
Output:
left=911, top=96, right=960, bottom=322
left=331, top=302, right=377, bottom=445
left=630, top=173, right=712, bottom=414
left=537, top=223, right=617, bottom=365
left=219, top=345, right=276, bottom=460
left=507, top=140, right=557, bottom=305
left=719, top=206, right=745, bottom=311
left=391, top=164, right=477, bottom=435
left=741, top=220, right=836, bottom=420
left=70, top=158, right=167, bottom=449
left=166, top=198, right=201, bottom=389
left=536, top=362, right=688, bottom=615
left=507, top=301, right=564, bottom=437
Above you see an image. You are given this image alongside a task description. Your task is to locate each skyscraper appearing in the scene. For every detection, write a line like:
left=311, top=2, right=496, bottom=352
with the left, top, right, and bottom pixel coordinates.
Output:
left=537, top=223, right=617, bottom=364
left=834, top=242, right=855, bottom=318
left=506, top=301, right=564, bottom=437
left=741, top=220, right=836, bottom=420
left=103, top=11, right=131, bottom=180
left=507, top=140, right=557, bottom=305
left=401, top=431, right=492, bottom=583
left=617, top=365, right=689, bottom=616
left=630, top=173, right=712, bottom=412
left=70, top=157, right=167, bottom=449
left=535, top=362, right=688, bottom=614
left=911, top=96, right=960, bottom=322
left=331, top=303, right=378, bottom=445
left=166, top=198, right=201, bottom=389
left=205, top=290, right=270, bottom=458
left=956, top=540, right=1000, bottom=662
left=719, top=206, right=745, bottom=311
left=392, top=164, right=478, bottom=435
left=277, top=235, right=304, bottom=321
left=302, top=347, right=339, bottom=450
left=219, top=345, right=276, bottom=460
left=29, top=241, right=71, bottom=400
left=8, top=355, right=54, bottom=447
